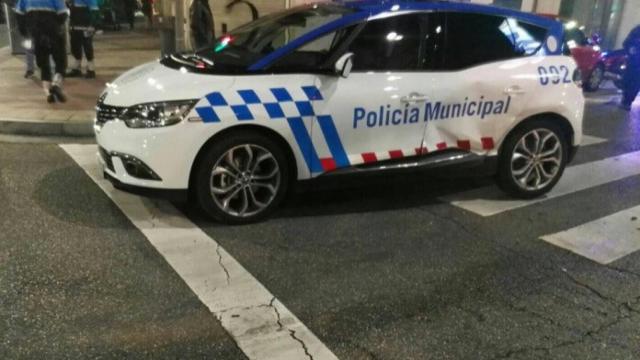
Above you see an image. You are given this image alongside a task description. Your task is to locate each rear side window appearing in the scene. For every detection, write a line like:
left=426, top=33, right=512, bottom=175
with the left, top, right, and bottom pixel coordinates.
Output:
left=440, top=12, right=545, bottom=70
left=506, top=19, right=547, bottom=55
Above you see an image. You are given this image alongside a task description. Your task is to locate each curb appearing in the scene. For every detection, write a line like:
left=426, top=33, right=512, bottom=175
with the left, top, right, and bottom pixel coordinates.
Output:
left=0, top=118, right=94, bottom=137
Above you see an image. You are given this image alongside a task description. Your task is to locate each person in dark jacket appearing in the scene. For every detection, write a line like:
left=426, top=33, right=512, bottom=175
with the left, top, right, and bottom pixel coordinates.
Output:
left=14, top=0, right=68, bottom=103
left=190, top=0, right=214, bottom=49
left=66, top=0, right=100, bottom=78
left=123, top=0, right=137, bottom=30
left=141, top=0, right=152, bottom=28
left=622, top=25, right=640, bottom=110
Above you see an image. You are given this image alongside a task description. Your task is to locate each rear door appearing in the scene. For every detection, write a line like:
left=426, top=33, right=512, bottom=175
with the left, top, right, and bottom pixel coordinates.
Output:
left=421, top=12, right=549, bottom=155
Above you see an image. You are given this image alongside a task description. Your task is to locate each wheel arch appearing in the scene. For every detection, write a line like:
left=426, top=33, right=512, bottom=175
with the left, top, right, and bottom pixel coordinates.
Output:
left=499, top=112, right=575, bottom=156
left=188, top=124, right=299, bottom=195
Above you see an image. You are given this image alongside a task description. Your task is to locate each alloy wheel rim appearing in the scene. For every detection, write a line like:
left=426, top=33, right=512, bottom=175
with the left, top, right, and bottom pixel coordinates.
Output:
left=511, top=129, right=563, bottom=191
left=210, top=144, right=280, bottom=218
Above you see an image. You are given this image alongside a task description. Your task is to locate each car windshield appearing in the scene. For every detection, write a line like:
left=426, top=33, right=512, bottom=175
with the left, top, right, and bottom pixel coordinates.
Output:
left=194, top=4, right=355, bottom=72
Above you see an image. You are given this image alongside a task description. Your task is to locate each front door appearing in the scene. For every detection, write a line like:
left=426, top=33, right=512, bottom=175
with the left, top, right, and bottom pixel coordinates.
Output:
left=309, top=13, right=433, bottom=174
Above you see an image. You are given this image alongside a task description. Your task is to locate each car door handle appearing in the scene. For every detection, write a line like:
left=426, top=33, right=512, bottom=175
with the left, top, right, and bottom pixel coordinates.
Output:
left=401, top=93, right=429, bottom=104
left=504, top=86, right=526, bottom=95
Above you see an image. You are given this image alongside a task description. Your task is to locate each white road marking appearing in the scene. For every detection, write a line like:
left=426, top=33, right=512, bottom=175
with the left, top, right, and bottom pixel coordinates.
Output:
left=581, top=135, right=607, bottom=146
left=442, top=150, right=640, bottom=216
left=541, top=205, right=640, bottom=264
left=585, top=96, right=619, bottom=105
left=61, top=144, right=338, bottom=360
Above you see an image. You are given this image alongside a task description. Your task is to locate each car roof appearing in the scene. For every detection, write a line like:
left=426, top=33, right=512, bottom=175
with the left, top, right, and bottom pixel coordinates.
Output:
left=329, top=0, right=558, bottom=28
left=249, top=0, right=565, bottom=71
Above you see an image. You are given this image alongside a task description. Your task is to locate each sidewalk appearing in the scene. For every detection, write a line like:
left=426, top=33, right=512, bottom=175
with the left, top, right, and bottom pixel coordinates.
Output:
left=0, top=24, right=8, bottom=48
left=0, top=30, right=160, bottom=136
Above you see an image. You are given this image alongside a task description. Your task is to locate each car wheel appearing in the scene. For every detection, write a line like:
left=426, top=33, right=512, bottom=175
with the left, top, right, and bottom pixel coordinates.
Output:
left=584, top=64, right=604, bottom=92
left=496, top=119, right=569, bottom=199
left=194, top=132, right=290, bottom=224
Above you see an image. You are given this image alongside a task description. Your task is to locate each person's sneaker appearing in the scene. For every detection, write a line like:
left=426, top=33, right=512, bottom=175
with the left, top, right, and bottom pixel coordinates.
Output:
left=50, top=85, right=67, bottom=103
left=47, top=93, right=56, bottom=103
left=85, top=70, right=96, bottom=79
left=66, top=69, right=83, bottom=78
left=24, top=70, right=34, bottom=78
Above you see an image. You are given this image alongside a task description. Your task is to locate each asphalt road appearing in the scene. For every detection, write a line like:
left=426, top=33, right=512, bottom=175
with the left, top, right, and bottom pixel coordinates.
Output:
left=2, top=91, right=640, bottom=359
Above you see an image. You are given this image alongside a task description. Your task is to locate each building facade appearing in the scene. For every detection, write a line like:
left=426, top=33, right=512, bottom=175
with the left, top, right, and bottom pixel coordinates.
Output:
left=161, top=0, right=639, bottom=52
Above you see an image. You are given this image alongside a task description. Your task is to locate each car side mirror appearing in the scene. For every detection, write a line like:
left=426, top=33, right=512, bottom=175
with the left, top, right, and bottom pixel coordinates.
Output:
left=335, top=53, right=354, bottom=78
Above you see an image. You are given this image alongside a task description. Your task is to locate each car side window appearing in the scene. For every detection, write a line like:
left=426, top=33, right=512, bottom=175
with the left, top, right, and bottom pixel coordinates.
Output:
left=268, top=25, right=356, bottom=73
left=347, top=14, right=424, bottom=72
left=504, top=19, right=547, bottom=56
left=419, top=13, right=446, bottom=71
left=440, top=12, right=525, bottom=70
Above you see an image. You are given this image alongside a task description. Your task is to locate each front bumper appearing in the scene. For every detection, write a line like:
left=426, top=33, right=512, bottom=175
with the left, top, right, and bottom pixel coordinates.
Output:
left=103, top=170, right=188, bottom=202
left=95, top=117, right=214, bottom=190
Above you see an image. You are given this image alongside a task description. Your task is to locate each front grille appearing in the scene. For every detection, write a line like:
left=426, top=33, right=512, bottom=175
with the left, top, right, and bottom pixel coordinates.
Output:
left=95, top=102, right=125, bottom=125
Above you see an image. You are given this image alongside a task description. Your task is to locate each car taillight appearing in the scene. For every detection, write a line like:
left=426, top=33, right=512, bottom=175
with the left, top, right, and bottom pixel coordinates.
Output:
left=573, top=68, right=583, bottom=88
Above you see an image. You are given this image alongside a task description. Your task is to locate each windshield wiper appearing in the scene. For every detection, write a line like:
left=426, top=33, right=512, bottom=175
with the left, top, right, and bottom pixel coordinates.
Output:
left=170, top=53, right=215, bottom=68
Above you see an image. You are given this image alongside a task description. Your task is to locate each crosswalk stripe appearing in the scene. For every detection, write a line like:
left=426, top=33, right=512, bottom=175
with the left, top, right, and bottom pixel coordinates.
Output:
left=442, top=150, right=640, bottom=217
left=540, top=205, right=640, bottom=264
left=584, top=96, right=619, bottom=105
left=581, top=135, right=607, bottom=146
left=60, top=144, right=339, bottom=360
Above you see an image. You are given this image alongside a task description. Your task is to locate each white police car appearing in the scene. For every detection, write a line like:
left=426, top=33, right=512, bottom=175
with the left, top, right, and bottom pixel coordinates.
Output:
left=95, top=0, right=584, bottom=224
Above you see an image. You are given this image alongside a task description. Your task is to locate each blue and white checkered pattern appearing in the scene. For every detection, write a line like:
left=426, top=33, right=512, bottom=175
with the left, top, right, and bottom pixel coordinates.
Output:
left=194, top=85, right=349, bottom=175
left=195, top=86, right=325, bottom=123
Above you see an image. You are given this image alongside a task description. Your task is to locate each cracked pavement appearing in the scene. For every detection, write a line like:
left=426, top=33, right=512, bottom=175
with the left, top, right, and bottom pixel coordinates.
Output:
left=2, top=98, right=640, bottom=359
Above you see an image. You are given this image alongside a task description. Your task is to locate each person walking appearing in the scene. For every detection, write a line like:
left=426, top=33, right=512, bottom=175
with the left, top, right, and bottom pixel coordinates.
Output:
left=66, top=0, right=99, bottom=79
left=622, top=25, right=640, bottom=111
left=14, top=0, right=68, bottom=103
left=190, top=0, right=214, bottom=49
left=141, top=0, right=152, bottom=29
left=123, top=0, right=137, bottom=30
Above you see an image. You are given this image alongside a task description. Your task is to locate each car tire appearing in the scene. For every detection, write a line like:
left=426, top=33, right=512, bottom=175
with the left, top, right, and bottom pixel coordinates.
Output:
left=194, top=131, right=291, bottom=224
left=583, top=64, right=604, bottom=92
left=496, top=119, right=569, bottom=199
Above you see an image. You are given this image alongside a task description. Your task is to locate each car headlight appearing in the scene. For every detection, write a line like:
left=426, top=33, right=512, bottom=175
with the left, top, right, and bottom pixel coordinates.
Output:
left=120, top=100, right=197, bottom=128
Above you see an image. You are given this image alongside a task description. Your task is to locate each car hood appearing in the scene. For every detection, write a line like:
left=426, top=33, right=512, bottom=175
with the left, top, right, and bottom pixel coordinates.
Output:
left=101, top=61, right=236, bottom=107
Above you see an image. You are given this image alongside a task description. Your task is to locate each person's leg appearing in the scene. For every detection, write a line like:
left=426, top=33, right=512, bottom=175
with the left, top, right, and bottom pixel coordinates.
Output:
left=67, top=30, right=83, bottom=77
left=628, top=78, right=640, bottom=109
left=25, top=44, right=35, bottom=78
left=33, top=33, right=54, bottom=102
left=622, top=67, right=640, bottom=109
left=83, top=31, right=96, bottom=78
left=130, top=9, right=136, bottom=30
left=50, top=29, right=67, bottom=102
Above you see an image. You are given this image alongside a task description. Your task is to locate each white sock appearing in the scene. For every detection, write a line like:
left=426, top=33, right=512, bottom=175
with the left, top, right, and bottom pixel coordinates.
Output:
left=87, top=61, right=95, bottom=71
left=53, top=73, right=63, bottom=87
left=42, top=81, right=51, bottom=95
left=73, top=58, right=81, bottom=70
